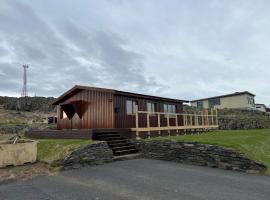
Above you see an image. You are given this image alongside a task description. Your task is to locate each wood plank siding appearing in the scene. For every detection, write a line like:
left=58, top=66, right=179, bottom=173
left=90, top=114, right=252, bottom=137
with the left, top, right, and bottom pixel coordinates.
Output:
left=53, top=85, right=187, bottom=131
left=114, top=95, right=184, bottom=129
left=57, top=89, right=114, bottom=129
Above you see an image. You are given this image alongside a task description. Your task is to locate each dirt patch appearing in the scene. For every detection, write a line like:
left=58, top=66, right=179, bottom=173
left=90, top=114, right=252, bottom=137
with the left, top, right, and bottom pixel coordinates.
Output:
left=0, top=134, right=16, bottom=140
left=0, top=162, right=58, bottom=184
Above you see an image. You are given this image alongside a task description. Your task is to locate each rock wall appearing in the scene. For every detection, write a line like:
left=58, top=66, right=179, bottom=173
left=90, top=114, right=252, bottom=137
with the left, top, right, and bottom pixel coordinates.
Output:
left=133, top=140, right=266, bottom=174
left=62, top=142, right=114, bottom=170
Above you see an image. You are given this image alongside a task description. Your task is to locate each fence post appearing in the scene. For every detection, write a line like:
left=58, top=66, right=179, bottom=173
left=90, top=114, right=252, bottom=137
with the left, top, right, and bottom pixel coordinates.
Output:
left=175, top=114, right=179, bottom=134
left=206, top=109, right=209, bottom=126
left=211, top=108, right=214, bottom=125
left=167, top=114, right=170, bottom=136
left=147, top=113, right=150, bottom=138
left=158, top=113, right=161, bottom=135
left=215, top=109, right=219, bottom=126
left=194, top=112, right=198, bottom=126
left=202, top=111, right=205, bottom=126
left=135, top=105, right=140, bottom=139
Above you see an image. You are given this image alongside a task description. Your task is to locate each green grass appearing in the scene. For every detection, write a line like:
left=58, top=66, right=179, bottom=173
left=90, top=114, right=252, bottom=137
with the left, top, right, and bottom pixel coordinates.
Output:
left=150, top=129, right=270, bottom=174
left=37, top=139, right=93, bottom=166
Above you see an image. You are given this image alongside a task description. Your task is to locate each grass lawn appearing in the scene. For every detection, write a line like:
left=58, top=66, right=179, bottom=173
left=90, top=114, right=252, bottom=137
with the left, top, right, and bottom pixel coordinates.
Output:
left=37, top=139, right=93, bottom=166
left=150, top=129, right=270, bottom=174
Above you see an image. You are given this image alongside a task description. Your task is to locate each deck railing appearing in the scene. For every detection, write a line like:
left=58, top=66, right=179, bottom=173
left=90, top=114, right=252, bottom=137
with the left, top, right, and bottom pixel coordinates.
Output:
left=131, top=105, right=219, bottom=139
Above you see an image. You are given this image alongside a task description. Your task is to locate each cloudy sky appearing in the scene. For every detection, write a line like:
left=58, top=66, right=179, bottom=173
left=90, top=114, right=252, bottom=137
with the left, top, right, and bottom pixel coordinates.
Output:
left=0, top=0, right=270, bottom=104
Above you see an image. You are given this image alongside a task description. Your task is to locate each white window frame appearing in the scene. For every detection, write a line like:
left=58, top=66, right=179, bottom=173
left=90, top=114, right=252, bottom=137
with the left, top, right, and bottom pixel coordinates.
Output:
left=126, top=100, right=137, bottom=115
left=147, top=102, right=155, bottom=114
left=163, top=104, right=176, bottom=118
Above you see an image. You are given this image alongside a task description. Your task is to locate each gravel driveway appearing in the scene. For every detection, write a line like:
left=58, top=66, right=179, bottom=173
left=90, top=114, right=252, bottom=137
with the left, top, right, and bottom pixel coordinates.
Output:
left=0, top=159, right=269, bottom=200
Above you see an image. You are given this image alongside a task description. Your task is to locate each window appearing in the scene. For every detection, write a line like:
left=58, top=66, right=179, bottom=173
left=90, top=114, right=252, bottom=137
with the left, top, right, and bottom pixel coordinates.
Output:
left=247, top=97, right=255, bottom=107
left=164, top=104, right=176, bottom=113
left=197, top=101, right=203, bottom=109
left=208, top=98, right=220, bottom=108
left=126, top=100, right=137, bottom=114
left=147, top=102, right=155, bottom=113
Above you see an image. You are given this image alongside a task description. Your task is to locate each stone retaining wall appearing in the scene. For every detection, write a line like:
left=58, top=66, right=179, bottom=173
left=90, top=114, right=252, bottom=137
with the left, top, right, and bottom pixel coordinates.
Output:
left=62, top=142, right=113, bottom=170
left=133, top=140, right=266, bottom=173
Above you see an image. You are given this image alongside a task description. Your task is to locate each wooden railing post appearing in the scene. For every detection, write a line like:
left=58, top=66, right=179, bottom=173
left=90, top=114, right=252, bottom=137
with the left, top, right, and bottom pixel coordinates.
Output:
left=147, top=113, right=150, bottom=138
left=194, top=112, right=198, bottom=126
left=215, top=109, right=218, bottom=126
left=167, top=114, right=170, bottom=136
left=157, top=113, right=161, bottom=135
left=135, top=105, right=140, bottom=139
left=206, top=109, right=209, bottom=126
left=202, top=111, right=204, bottom=126
left=211, top=108, right=214, bottom=125
left=175, top=114, right=179, bottom=134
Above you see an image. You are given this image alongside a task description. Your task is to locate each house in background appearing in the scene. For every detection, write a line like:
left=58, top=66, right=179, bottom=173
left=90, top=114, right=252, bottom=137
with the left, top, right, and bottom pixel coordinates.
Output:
left=191, top=91, right=256, bottom=110
left=255, top=104, right=267, bottom=112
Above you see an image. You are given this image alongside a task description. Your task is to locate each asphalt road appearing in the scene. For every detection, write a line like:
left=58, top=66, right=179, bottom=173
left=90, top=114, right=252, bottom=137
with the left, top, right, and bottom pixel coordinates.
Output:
left=0, top=159, right=270, bottom=200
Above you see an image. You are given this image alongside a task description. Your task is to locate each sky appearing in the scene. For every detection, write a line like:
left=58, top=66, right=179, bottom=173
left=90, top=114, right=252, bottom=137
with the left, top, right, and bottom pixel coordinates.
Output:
left=0, top=0, right=270, bottom=105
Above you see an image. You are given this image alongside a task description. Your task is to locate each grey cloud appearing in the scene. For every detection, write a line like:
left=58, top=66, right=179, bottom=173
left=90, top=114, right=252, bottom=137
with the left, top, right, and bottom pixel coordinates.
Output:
left=0, top=0, right=269, bottom=104
left=0, top=0, right=163, bottom=97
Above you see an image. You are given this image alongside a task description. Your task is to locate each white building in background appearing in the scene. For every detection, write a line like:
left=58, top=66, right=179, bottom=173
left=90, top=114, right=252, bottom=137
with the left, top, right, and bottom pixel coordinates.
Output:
left=255, top=104, right=267, bottom=112
left=191, top=91, right=256, bottom=110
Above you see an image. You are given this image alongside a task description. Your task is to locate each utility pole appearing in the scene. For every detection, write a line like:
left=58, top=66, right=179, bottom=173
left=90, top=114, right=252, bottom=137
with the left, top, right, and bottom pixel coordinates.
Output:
left=21, top=64, right=29, bottom=97
left=20, top=64, right=30, bottom=111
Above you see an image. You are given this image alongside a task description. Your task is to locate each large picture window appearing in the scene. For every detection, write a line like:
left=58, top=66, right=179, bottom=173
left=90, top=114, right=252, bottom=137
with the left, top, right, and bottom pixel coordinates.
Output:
left=163, top=104, right=176, bottom=113
left=147, top=102, right=155, bottom=113
left=126, top=100, right=137, bottom=114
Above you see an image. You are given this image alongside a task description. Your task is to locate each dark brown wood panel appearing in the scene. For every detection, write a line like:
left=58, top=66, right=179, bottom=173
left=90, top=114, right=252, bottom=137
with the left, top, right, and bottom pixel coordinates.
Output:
left=114, top=95, right=183, bottom=129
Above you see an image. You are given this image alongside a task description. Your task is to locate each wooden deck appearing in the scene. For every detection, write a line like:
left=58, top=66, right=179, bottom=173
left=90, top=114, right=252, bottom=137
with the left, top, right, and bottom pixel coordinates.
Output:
left=132, top=105, right=219, bottom=139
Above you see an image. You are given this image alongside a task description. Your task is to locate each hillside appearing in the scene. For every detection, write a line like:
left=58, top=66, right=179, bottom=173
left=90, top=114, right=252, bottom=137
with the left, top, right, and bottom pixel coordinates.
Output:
left=0, top=96, right=57, bottom=135
left=0, top=96, right=56, bottom=112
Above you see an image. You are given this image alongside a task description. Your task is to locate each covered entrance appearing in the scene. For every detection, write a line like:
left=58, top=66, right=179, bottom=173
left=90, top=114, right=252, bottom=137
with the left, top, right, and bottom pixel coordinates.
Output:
left=60, top=100, right=86, bottom=129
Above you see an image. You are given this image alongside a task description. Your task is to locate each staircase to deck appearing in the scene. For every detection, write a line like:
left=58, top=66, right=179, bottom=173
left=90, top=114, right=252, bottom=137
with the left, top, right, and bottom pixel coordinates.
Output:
left=95, top=131, right=138, bottom=156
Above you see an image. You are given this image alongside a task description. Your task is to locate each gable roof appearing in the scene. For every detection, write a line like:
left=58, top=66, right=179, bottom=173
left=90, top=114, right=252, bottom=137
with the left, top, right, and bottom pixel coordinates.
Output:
left=52, top=85, right=188, bottom=105
left=190, top=91, right=255, bottom=102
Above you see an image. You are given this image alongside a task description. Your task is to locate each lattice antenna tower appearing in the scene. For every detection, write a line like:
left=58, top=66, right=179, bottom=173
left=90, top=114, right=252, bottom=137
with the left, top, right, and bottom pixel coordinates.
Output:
left=21, top=64, right=29, bottom=97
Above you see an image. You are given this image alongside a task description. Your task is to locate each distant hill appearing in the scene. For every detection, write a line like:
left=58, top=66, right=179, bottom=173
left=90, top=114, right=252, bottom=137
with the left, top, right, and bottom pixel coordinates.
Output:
left=0, top=96, right=56, bottom=112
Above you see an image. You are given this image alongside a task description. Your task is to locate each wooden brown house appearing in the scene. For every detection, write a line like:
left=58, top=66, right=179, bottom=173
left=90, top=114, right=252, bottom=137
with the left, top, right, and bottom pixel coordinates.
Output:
left=52, top=85, right=188, bottom=137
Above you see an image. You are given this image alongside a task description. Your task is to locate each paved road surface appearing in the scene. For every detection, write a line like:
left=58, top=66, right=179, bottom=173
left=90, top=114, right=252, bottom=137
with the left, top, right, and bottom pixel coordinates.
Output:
left=0, top=159, right=269, bottom=200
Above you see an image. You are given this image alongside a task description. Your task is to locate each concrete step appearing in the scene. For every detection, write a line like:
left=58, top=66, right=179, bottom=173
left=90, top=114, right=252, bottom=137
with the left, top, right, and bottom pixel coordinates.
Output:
left=95, top=131, right=138, bottom=156
left=96, top=133, right=121, bottom=137
left=96, top=136, right=122, bottom=141
left=107, top=139, right=129, bottom=143
left=108, top=142, right=130, bottom=147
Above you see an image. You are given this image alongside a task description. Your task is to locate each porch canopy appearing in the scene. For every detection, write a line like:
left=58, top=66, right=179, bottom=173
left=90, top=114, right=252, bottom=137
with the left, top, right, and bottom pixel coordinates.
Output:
left=60, top=100, right=86, bottom=119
